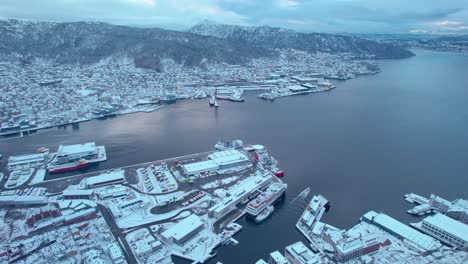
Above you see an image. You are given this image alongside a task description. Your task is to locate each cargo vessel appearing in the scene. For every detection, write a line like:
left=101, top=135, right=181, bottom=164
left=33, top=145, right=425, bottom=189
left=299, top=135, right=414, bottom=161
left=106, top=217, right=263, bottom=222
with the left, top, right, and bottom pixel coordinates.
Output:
left=246, top=182, right=287, bottom=217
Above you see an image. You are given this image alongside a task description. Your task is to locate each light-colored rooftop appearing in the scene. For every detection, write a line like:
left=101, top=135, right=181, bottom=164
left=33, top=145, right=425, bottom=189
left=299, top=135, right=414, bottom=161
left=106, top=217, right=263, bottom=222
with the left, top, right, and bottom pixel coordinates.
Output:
left=161, top=214, right=204, bottom=242
left=58, top=142, right=97, bottom=155
left=208, top=149, right=249, bottom=166
left=182, top=160, right=218, bottom=174
left=363, top=211, right=440, bottom=252
left=423, top=213, right=468, bottom=242
left=63, top=189, right=94, bottom=196
left=84, top=170, right=125, bottom=186
left=270, top=251, right=289, bottom=264
left=286, top=241, right=320, bottom=264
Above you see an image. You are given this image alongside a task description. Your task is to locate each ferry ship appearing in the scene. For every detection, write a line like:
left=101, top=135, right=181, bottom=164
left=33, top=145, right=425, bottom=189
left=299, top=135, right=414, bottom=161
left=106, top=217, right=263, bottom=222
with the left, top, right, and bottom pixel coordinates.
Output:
left=246, top=182, right=287, bottom=217
left=47, top=142, right=106, bottom=173
left=48, top=159, right=89, bottom=174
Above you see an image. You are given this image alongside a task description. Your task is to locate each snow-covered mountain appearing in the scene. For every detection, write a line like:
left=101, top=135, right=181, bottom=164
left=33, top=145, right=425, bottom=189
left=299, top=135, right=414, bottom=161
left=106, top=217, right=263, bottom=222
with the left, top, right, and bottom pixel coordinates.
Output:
left=0, top=19, right=272, bottom=71
left=189, top=22, right=414, bottom=59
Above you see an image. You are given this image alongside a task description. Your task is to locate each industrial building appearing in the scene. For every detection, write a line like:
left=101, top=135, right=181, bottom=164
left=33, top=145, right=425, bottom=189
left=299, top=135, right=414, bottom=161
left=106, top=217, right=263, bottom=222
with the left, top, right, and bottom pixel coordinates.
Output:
left=207, top=149, right=250, bottom=170
left=161, top=214, right=204, bottom=245
left=7, top=152, right=49, bottom=170
left=181, top=160, right=219, bottom=176
left=83, top=170, right=125, bottom=189
left=0, top=195, right=48, bottom=206
left=62, top=189, right=94, bottom=200
left=182, top=149, right=250, bottom=176
left=284, top=241, right=321, bottom=264
left=413, top=213, right=468, bottom=249
left=362, top=211, right=442, bottom=252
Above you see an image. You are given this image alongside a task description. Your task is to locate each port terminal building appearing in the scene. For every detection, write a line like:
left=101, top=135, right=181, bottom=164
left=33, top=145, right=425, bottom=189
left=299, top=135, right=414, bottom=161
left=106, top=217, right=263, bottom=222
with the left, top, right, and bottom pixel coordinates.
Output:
left=362, top=211, right=442, bottom=253
left=161, top=214, right=204, bottom=245
left=413, top=213, right=468, bottom=249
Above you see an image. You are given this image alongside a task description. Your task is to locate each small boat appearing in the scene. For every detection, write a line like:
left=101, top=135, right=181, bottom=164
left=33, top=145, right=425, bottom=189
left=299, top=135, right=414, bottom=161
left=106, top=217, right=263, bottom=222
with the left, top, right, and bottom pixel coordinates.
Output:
left=0, top=154, right=2, bottom=160
left=209, top=96, right=215, bottom=106
left=36, top=147, right=50, bottom=154
left=214, top=99, right=219, bottom=107
left=255, top=205, right=274, bottom=223
left=269, top=167, right=285, bottom=177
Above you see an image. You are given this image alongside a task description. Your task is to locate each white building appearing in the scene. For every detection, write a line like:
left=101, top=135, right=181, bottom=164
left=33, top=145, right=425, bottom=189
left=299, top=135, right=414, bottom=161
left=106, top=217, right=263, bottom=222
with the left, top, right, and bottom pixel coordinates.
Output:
left=208, top=149, right=250, bottom=170
left=161, top=214, right=204, bottom=245
left=182, top=160, right=219, bottom=176
left=62, top=189, right=94, bottom=200
left=414, top=213, right=468, bottom=249
left=285, top=242, right=321, bottom=264
left=83, top=170, right=125, bottom=189
left=7, top=153, right=48, bottom=170
left=362, top=211, right=442, bottom=253
left=108, top=243, right=125, bottom=264
left=269, top=251, right=290, bottom=264
left=287, top=85, right=309, bottom=92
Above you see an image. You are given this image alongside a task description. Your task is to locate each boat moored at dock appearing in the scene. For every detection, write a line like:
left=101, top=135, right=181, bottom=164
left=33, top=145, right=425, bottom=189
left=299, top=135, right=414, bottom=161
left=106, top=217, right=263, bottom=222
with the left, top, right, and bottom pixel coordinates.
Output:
left=246, top=182, right=287, bottom=217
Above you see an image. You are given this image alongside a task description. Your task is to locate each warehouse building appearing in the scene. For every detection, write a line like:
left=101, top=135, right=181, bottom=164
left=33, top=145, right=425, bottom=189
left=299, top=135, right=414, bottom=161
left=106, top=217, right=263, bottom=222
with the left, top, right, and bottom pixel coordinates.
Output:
left=207, top=149, right=250, bottom=170
left=161, top=214, right=204, bottom=245
left=181, top=160, right=219, bottom=176
left=362, top=211, right=442, bottom=253
left=413, top=213, right=468, bottom=249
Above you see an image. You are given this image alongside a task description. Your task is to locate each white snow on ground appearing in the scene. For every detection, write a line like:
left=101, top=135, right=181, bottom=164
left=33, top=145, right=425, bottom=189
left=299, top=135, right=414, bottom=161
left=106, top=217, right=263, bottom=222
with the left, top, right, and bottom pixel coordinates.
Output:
left=116, top=195, right=213, bottom=229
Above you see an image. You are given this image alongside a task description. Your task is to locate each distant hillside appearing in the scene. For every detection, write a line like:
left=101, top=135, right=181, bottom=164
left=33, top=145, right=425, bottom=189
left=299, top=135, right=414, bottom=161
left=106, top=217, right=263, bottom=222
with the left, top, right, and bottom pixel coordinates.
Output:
left=0, top=19, right=272, bottom=71
left=0, top=19, right=415, bottom=72
left=189, top=22, right=414, bottom=59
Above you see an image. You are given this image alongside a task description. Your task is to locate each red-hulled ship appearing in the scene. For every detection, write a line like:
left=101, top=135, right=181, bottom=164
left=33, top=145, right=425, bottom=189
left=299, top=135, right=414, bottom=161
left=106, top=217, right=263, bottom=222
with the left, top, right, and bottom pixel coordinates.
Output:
left=48, top=159, right=89, bottom=174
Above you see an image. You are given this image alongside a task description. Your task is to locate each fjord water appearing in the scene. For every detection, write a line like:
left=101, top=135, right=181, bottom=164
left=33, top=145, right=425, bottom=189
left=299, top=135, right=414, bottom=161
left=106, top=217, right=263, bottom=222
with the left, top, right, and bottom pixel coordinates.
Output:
left=1, top=50, right=468, bottom=263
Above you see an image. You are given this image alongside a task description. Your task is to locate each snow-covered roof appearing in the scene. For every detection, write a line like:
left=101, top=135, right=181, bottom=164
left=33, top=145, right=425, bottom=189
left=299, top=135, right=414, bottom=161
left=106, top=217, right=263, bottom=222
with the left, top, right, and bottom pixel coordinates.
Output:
left=269, top=251, right=289, bottom=264
left=84, top=170, right=125, bottom=187
left=286, top=241, right=320, bottom=264
left=423, top=213, right=468, bottom=242
left=288, top=85, right=309, bottom=92
left=363, top=211, right=440, bottom=251
left=58, top=142, right=96, bottom=155
left=8, top=153, right=47, bottom=164
left=161, top=214, right=204, bottom=242
left=208, top=149, right=249, bottom=166
left=182, top=160, right=219, bottom=174
left=63, top=189, right=94, bottom=196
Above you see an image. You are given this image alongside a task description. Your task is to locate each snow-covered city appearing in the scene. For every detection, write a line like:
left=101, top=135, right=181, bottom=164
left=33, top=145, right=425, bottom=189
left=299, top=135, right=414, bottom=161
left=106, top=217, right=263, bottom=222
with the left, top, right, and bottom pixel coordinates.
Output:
left=0, top=50, right=379, bottom=136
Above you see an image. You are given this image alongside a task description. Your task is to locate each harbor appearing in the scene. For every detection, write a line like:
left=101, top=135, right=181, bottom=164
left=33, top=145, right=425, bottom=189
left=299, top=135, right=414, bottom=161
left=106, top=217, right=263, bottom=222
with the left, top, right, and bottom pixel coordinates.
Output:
left=0, top=140, right=289, bottom=263
left=0, top=50, right=468, bottom=263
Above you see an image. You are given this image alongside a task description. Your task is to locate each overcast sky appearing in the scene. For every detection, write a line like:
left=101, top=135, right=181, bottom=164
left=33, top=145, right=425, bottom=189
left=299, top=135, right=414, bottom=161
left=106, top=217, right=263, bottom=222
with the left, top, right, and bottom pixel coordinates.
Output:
left=1, top=0, right=467, bottom=34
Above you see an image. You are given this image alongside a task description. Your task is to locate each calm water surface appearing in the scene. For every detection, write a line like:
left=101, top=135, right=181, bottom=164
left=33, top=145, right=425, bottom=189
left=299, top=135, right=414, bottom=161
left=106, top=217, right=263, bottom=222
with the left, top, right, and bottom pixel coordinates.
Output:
left=1, top=50, right=467, bottom=263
